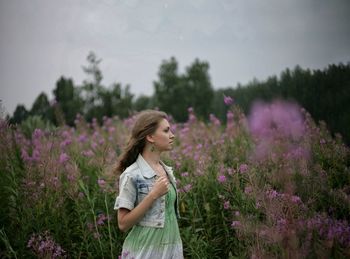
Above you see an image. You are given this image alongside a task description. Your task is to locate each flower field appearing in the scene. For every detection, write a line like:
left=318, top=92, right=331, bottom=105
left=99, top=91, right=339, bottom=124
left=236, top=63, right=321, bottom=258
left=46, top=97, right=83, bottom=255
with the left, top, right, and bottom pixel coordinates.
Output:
left=0, top=99, right=349, bottom=258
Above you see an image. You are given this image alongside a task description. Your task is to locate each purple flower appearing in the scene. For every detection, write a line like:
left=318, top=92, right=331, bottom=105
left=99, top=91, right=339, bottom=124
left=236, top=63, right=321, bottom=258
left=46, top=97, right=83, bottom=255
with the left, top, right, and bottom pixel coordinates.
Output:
left=98, top=179, right=106, bottom=189
left=248, top=100, right=305, bottom=141
left=183, top=184, right=192, bottom=192
left=78, top=134, right=88, bottom=143
left=239, top=164, right=248, bottom=173
left=209, top=114, right=221, bottom=126
left=244, top=186, right=252, bottom=194
left=231, top=221, right=241, bottom=228
left=266, top=189, right=278, bottom=199
left=59, top=153, right=70, bottom=164
left=226, top=111, right=234, bottom=120
left=223, top=201, right=230, bottom=210
left=291, top=195, right=301, bottom=204
left=181, top=172, right=189, bottom=177
left=108, top=126, right=115, bottom=134
left=223, top=95, right=234, bottom=105
left=97, top=213, right=108, bottom=225
left=218, top=175, right=226, bottom=183
left=82, top=149, right=94, bottom=157
left=21, top=148, right=31, bottom=162
left=60, top=138, right=72, bottom=148
left=32, top=128, right=44, bottom=139
left=31, top=148, right=41, bottom=162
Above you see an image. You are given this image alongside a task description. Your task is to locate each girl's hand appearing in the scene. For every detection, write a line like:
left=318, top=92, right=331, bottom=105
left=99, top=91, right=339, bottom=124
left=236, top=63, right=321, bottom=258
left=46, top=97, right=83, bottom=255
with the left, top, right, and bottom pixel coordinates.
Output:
left=149, top=176, right=169, bottom=199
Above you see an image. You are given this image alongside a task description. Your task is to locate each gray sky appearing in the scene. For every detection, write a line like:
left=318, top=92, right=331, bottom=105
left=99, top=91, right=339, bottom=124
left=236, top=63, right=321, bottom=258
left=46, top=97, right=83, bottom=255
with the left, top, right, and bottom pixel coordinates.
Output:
left=1, top=0, right=349, bottom=116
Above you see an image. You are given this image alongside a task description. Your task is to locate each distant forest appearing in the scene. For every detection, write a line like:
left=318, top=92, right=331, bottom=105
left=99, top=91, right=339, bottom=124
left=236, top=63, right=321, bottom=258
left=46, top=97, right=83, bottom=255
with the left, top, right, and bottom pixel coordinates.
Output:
left=7, top=52, right=350, bottom=144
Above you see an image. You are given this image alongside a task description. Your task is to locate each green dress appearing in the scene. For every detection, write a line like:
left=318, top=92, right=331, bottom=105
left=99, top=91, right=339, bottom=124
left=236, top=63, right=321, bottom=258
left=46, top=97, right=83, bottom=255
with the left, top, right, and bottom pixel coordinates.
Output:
left=120, top=183, right=183, bottom=259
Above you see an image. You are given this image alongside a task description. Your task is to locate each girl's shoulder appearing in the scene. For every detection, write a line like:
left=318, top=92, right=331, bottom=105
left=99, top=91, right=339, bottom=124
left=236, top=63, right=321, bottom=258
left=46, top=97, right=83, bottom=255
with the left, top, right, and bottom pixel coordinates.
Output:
left=121, top=161, right=140, bottom=178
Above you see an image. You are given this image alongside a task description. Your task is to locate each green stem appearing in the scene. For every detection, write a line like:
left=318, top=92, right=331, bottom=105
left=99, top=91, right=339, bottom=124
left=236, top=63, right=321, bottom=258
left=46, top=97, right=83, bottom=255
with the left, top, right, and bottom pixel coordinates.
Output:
left=104, top=193, right=114, bottom=259
left=78, top=180, right=104, bottom=258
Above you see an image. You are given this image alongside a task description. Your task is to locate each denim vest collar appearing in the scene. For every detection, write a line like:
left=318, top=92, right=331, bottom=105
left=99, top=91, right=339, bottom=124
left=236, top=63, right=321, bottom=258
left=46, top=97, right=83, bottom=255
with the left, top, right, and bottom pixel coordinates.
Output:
left=136, top=154, right=174, bottom=180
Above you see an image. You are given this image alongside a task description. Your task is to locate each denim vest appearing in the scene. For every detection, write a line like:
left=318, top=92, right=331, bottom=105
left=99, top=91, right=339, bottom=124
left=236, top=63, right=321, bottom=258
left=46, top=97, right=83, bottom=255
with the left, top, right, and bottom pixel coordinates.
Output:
left=114, top=154, right=180, bottom=228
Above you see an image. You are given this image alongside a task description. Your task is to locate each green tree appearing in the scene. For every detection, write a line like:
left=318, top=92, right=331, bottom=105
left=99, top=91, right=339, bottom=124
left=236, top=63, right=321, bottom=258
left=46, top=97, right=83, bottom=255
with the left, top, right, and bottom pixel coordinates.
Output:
left=133, top=95, right=154, bottom=111
left=154, top=57, right=214, bottom=122
left=80, top=51, right=104, bottom=120
left=184, top=59, right=214, bottom=120
left=10, top=105, right=29, bottom=124
left=30, top=92, right=53, bottom=122
left=53, top=77, right=83, bottom=126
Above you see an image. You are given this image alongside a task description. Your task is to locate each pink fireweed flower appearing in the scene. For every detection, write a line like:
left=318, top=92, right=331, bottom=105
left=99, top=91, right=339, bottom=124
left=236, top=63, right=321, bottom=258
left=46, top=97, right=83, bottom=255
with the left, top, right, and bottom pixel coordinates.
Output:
left=97, top=179, right=106, bottom=189
left=61, top=130, right=71, bottom=139
left=231, top=221, right=241, bottom=228
left=81, top=149, right=94, bottom=157
left=32, top=128, right=44, bottom=139
left=209, top=114, right=221, bottom=126
left=239, top=164, right=248, bottom=173
left=97, top=213, right=108, bottom=225
left=218, top=175, right=227, bottom=183
left=60, top=138, right=72, bottom=148
left=108, top=126, right=115, bottom=134
left=226, top=111, right=234, bottom=121
left=59, top=153, right=70, bottom=164
left=181, top=172, right=189, bottom=177
left=175, top=161, right=181, bottom=169
left=21, top=148, right=31, bottom=162
left=187, top=107, right=196, bottom=123
left=183, top=184, right=192, bottom=192
left=223, top=95, right=234, bottom=105
left=244, top=186, right=252, bottom=194
left=98, top=138, right=105, bottom=145
left=291, top=195, right=301, bottom=204
left=78, top=134, right=88, bottom=143
left=247, top=99, right=307, bottom=162
left=248, top=100, right=305, bottom=141
left=91, top=141, right=98, bottom=150
left=224, top=201, right=230, bottom=210
left=31, top=148, right=41, bottom=162
left=266, top=189, right=279, bottom=199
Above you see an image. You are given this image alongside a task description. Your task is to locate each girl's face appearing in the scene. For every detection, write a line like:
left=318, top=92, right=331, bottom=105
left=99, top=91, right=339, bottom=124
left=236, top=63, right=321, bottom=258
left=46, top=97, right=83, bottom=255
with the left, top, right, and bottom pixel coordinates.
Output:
left=151, top=118, right=175, bottom=152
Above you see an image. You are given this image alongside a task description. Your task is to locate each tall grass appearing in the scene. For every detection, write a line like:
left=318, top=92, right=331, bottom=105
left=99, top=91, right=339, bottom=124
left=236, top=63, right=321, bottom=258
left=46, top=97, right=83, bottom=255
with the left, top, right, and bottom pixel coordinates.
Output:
left=0, top=100, right=349, bottom=258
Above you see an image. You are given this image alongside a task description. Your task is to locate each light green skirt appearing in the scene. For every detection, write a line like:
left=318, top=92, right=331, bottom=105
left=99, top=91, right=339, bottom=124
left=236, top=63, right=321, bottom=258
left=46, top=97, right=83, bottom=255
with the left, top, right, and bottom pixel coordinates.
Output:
left=121, top=184, right=183, bottom=259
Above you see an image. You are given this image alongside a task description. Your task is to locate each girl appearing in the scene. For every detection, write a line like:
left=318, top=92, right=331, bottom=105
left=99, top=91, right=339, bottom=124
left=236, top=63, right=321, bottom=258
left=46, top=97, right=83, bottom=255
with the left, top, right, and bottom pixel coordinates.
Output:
left=113, top=110, right=183, bottom=259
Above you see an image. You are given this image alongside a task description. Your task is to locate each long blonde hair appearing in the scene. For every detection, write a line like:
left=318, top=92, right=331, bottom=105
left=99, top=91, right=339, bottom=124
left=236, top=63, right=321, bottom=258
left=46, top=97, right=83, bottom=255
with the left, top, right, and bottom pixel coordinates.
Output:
left=113, top=110, right=167, bottom=177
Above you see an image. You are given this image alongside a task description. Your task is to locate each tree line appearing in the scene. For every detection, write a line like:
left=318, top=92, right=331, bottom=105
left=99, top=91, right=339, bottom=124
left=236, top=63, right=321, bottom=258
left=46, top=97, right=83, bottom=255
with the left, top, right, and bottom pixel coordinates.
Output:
left=7, top=52, right=350, bottom=144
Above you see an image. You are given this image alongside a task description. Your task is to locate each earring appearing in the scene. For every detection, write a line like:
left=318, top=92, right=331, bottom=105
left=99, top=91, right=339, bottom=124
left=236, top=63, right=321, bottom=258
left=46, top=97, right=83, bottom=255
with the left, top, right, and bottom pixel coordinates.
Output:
left=150, top=143, right=155, bottom=152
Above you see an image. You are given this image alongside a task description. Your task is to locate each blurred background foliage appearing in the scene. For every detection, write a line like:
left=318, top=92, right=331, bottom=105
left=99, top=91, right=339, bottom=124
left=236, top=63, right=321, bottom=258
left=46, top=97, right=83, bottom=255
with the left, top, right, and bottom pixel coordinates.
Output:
left=6, top=52, right=350, bottom=144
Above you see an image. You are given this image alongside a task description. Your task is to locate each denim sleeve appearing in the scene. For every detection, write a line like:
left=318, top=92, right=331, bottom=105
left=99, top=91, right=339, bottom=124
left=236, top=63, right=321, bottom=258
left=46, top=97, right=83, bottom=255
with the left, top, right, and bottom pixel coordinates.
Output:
left=114, top=173, right=136, bottom=211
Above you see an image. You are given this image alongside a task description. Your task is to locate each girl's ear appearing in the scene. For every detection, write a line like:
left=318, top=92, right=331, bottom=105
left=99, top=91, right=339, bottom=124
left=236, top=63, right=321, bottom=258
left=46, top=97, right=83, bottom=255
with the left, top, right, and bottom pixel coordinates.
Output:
left=146, top=134, right=154, bottom=143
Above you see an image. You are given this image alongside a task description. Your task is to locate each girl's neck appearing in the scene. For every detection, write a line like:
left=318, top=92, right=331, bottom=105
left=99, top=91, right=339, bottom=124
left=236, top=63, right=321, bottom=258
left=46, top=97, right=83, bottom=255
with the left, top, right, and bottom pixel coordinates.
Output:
left=142, top=149, right=161, bottom=168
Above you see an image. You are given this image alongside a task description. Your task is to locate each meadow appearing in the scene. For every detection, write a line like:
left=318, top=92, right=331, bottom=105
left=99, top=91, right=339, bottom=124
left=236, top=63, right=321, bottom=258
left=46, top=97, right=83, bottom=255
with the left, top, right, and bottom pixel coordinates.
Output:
left=0, top=98, right=349, bottom=258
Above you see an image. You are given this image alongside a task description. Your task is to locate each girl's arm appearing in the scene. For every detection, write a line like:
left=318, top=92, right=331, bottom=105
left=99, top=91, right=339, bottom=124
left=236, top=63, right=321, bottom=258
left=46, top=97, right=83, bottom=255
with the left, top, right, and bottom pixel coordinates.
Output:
left=117, top=176, right=169, bottom=232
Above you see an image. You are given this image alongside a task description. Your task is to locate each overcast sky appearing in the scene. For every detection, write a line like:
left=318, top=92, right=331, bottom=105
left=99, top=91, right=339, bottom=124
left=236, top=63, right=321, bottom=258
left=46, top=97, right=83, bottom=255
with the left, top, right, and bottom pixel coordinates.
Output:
left=1, top=0, right=349, bottom=116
